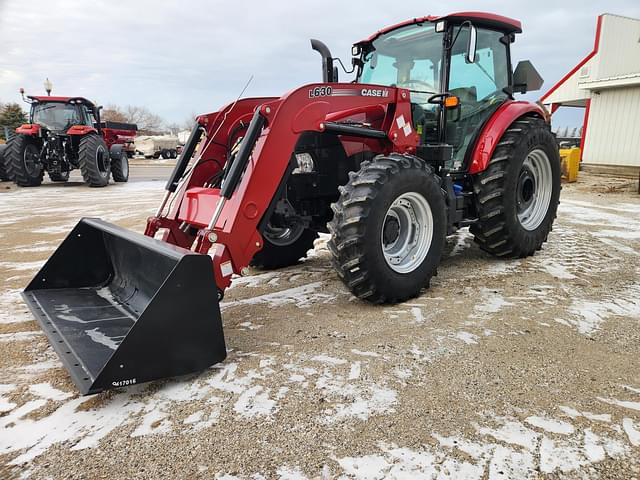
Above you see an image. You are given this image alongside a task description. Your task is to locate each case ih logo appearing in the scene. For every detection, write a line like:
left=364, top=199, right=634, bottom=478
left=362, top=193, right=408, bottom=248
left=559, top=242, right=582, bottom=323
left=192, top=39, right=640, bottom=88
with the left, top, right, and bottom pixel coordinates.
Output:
left=361, top=88, right=389, bottom=98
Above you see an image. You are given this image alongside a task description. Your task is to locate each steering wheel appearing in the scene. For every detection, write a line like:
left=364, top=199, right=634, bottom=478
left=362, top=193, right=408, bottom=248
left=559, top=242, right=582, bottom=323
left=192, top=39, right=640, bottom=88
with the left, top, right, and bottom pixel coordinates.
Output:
left=399, top=79, right=436, bottom=93
left=399, top=80, right=437, bottom=108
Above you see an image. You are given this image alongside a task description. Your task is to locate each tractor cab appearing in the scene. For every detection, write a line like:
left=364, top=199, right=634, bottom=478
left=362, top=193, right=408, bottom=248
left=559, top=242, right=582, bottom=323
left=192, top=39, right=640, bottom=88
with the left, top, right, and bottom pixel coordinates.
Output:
left=353, top=12, right=539, bottom=171
left=27, top=96, right=101, bottom=133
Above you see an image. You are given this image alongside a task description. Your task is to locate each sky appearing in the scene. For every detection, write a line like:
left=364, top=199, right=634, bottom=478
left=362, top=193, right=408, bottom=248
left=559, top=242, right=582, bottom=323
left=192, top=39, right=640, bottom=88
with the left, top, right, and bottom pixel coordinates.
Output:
left=1, top=1, right=639, bottom=129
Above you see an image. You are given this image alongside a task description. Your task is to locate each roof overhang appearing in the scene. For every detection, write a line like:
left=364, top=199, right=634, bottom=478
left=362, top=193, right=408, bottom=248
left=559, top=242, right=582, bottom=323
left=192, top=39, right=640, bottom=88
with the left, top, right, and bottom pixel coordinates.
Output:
left=579, top=73, right=640, bottom=91
left=540, top=15, right=602, bottom=104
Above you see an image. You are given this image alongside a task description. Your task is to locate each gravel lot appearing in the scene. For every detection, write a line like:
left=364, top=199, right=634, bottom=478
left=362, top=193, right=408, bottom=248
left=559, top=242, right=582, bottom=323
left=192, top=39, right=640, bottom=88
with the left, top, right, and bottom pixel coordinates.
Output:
left=0, top=169, right=639, bottom=479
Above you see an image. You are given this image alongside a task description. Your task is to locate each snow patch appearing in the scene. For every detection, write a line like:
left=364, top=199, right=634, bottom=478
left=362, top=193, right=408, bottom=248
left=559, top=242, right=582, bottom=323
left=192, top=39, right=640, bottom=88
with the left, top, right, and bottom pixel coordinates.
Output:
left=0, top=331, right=44, bottom=342
left=475, top=420, right=539, bottom=451
left=525, top=415, right=574, bottom=435
left=622, top=418, right=640, bottom=446
left=0, top=384, right=17, bottom=413
left=28, top=383, right=72, bottom=402
left=311, top=354, right=347, bottom=366
left=598, top=396, right=640, bottom=411
left=222, top=282, right=336, bottom=309
left=233, top=386, right=277, bottom=418
left=456, top=331, right=479, bottom=345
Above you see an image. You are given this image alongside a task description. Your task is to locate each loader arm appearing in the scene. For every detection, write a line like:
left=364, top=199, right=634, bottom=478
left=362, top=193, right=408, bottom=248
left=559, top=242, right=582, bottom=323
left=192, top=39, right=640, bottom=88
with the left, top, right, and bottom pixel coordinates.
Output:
left=157, top=83, right=418, bottom=291
left=145, top=97, right=276, bottom=248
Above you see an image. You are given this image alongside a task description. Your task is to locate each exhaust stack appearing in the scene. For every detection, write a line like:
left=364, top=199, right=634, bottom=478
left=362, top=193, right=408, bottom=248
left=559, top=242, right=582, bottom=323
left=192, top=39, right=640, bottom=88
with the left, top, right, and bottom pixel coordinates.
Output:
left=310, top=39, right=338, bottom=83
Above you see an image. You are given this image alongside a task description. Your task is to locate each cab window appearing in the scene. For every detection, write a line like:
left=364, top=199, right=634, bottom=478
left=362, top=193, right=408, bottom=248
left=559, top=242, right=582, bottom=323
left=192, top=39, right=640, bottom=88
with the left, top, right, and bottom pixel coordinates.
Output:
left=447, top=28, right=510, bottom=169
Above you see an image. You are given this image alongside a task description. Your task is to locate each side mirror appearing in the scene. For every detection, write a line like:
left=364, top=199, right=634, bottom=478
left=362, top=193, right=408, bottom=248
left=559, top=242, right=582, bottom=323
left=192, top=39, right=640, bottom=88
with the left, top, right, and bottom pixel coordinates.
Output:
left=370, top=51, right=378, bottom=69
left=465, top=25, right=477, bottom=64
left=513, top=60, right=544, bottom=93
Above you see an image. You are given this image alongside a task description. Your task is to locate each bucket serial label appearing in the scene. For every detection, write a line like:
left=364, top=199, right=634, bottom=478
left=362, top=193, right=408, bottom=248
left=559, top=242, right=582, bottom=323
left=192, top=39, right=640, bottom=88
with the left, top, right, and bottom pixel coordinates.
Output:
left=112, top=378, right=137, bottom=387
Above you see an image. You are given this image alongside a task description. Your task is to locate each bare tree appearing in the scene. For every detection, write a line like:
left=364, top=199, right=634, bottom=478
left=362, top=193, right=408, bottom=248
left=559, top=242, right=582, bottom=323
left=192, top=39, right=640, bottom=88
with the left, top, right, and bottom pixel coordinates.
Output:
left=100, top=104, right=166, bottom=134
left=165, top=122, right=182, bottom=135
left=182, top=112, right=199, bottom=131
left=123, top=105, right=164, bottom=134
left=101, top=104, right=128, bottom=123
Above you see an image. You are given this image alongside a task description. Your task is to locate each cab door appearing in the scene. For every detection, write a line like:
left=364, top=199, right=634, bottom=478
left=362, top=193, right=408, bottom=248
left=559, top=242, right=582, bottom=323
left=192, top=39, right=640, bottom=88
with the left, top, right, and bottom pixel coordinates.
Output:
left=446, top=28, right=511, bottom=170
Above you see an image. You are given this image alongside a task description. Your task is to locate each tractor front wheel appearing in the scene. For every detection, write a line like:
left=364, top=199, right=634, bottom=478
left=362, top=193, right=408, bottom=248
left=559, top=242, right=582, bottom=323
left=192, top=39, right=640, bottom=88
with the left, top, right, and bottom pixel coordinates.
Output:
left=251, top=222, right=318, bottom=269
left=471, top=116, right=561, bottom=257
left=328, top=154, right=446, bottom=303
left=79, top=135, right=111, bottom=187
left=111, top=150, right=130, bottom=182
left=7, top=134, right=44, bottom=187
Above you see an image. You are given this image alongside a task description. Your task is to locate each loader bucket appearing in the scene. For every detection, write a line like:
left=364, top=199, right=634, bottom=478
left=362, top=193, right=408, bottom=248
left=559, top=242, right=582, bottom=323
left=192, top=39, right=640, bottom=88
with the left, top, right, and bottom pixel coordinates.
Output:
left=22, top=218, right=226, bottom=395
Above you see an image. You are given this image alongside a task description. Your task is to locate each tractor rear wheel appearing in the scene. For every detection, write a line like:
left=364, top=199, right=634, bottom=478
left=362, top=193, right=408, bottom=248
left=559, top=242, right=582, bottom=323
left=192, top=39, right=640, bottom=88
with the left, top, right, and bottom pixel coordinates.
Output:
left=7, top=134, right=44, bottom=187
left=79, top=134, right=111, bottom=187
left=111, top=150, right=129, bottom=182
left=0, top=144, right=11, bottom=181
left=251, top=222, right=318, bottom=269
left=470, top=116, right=561, bottom=257
left=328, top=154, right=446, bottom=303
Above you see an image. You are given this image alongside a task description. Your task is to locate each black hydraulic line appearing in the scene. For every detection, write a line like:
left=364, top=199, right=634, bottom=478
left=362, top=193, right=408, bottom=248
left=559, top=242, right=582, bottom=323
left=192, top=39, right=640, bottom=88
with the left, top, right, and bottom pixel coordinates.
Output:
left=165, top=123, right=203, bottom=192
left=220, top=109, right=265, bottom=199
left=323, top=122, right=388, bottom=139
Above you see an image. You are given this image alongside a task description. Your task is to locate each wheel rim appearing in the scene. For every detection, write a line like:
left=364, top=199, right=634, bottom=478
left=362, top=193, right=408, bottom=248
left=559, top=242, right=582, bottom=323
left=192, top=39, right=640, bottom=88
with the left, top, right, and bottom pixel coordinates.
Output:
left=264, top=221, right=305, bottom=247
left=381, top=192, right=433, bottom=274
left=517, top=149, right=553, bottom=231
left=96, top=146, right=110, bottom=178
left=23, top=144, right=41, bottom=175
left=121, top=154, right=129, bottom=177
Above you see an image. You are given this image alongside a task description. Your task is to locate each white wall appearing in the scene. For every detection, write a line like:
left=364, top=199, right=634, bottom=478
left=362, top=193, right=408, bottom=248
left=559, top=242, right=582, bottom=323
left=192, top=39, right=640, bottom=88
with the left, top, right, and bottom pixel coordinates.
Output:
left=591, top=14, right=640, bottom=82
left=583, top=86, right=640, bottom=167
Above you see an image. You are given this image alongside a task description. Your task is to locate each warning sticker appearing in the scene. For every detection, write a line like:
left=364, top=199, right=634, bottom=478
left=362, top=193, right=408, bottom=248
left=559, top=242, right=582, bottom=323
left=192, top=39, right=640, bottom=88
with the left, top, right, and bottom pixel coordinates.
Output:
left=395, top=115, right=412, bottom=137
left=220, top=261, right=233, bottom=278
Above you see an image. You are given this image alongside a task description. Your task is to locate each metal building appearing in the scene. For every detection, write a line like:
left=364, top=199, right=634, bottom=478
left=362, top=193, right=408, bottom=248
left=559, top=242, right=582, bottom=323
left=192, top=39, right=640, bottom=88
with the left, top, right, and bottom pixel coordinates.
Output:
left=541, top=13, right=640, bottom=174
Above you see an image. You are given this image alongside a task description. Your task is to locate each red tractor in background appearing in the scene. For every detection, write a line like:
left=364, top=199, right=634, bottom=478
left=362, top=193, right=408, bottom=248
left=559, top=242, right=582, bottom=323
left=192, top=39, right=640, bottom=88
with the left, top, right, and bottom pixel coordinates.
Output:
left=23, top=12, right=561, bottom=394
left=2, top=94, right=136, bottom=186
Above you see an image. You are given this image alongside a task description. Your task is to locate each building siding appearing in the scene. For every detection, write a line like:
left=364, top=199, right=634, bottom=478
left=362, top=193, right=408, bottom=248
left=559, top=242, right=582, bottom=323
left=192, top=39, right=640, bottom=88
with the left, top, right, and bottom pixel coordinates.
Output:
left=583, top=86, right=640, bottom=167
left=592, top=14, right=640, bottom=81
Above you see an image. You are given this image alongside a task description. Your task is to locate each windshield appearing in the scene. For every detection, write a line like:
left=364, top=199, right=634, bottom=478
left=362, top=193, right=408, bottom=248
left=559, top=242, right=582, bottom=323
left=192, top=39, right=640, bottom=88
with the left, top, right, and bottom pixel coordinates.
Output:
left=358, top=23, right=443, bottom=105
left=32, top=102, right=84, bottom=131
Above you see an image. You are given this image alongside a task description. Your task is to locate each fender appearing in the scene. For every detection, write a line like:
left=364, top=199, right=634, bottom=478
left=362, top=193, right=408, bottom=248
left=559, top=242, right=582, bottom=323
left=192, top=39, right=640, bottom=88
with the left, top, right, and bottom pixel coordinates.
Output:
left=66, top=125, right=98, bottom=136
left=15, top=124, right=41, bottom=135
left=468, top=100, right=546, bottom=174
left=109, top=143, right=124, bottom=159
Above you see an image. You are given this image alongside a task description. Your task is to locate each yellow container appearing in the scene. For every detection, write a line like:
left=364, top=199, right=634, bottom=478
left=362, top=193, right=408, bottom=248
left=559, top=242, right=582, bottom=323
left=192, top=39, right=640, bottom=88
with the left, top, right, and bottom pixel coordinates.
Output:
left=559, top=147, right=580, bottom=183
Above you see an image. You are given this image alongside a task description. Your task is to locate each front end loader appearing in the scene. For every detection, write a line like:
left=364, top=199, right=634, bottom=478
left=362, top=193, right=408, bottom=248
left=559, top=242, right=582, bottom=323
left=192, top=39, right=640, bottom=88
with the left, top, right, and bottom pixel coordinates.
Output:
left=23, top=12, right=560, bottom=394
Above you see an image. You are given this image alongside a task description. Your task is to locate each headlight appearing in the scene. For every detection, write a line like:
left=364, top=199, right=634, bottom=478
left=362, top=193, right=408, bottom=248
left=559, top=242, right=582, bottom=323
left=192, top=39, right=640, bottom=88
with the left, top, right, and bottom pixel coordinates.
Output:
left=293, top=152, right=315, bottom=174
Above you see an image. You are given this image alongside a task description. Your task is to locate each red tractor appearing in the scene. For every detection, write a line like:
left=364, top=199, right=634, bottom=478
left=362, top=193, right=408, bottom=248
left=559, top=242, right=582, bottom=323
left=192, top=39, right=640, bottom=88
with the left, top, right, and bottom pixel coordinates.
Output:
left=3, top=94, right=136, bottom=186
left=23, top=12, right=560, bottom=394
